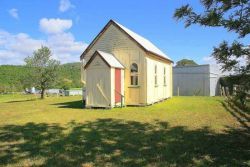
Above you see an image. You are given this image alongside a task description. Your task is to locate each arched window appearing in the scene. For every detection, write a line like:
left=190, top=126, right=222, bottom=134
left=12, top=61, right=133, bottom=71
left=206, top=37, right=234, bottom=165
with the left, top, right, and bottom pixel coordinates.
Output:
left=154, top=65, right=158, bottom=86
left=163, top=67, right=166, bottom=86
left=130, top=63, right=138, bottom=86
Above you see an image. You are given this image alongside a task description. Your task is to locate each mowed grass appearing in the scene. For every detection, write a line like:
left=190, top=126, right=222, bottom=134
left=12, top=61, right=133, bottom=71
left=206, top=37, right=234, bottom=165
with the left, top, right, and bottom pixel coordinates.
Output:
left=0, top=95, right=249, bottom=166
left=0, top=93, right=39, bottom=103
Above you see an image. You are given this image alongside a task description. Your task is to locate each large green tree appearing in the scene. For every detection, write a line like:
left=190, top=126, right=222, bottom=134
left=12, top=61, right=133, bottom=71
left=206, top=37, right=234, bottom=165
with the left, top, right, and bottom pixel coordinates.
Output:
left=24, top=46, right=60, bottom=99
left=176, top=59, right=198, bottom=66
left=174, top=0, right=250, bottom=105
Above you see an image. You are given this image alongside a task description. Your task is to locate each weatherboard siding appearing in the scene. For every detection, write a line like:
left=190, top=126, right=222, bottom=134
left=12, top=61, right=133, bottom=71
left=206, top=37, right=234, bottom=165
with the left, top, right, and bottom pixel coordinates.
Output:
left=146, top=56, right=172, bottom=104
left=85, top=56, right=111, bottom=107
left=82, top=24, right=147, bottom=105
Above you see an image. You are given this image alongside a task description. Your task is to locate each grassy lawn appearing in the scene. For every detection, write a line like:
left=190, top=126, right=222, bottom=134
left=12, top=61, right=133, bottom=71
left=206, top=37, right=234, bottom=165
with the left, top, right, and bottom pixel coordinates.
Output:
left=0, top=95, right=249, bottom=166
left=0, top=93, right=39, bottom=103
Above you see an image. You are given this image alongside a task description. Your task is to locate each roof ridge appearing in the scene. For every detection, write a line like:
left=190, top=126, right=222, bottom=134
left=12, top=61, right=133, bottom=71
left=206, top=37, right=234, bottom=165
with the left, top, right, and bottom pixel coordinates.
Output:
left=80, top=19, right=172, bottom=63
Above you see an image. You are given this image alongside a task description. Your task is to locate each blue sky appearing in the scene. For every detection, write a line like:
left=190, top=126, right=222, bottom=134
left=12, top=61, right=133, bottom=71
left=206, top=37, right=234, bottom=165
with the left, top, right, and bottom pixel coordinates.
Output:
left=0, top=0, right=249, bottom=65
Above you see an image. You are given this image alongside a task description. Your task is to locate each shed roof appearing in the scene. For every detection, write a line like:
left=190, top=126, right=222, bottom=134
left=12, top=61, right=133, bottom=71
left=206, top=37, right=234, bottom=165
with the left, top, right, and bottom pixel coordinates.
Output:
left=84, top=50, right=124, bottom=69
left=80, top=20, right=172, bottom=63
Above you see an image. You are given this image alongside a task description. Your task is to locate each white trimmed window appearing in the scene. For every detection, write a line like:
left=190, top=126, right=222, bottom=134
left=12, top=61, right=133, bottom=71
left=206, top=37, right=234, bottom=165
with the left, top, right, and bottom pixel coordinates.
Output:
left=164, top=67, right=166, bottom=86
left=130, top=63, right=138, bottom=86
left=154, top=65, right=157, bottom=86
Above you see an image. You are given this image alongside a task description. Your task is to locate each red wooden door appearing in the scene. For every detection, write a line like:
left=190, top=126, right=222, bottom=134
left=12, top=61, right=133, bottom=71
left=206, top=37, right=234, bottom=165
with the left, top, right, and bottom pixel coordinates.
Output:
left=115, top=68, right=121, bottom=103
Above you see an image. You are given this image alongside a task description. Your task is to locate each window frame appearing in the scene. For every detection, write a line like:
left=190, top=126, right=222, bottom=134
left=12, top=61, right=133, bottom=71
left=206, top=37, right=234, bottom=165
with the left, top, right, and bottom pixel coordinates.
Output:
left=163, top=67, right=167, bottom=86
left=154, top=65, right=158, bottom=87
left=130, top=63, right=139, bottom=86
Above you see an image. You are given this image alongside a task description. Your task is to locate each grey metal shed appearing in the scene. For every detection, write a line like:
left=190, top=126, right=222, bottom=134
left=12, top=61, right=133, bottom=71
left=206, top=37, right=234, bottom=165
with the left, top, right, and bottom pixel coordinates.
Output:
left=173, top=64, right=224, bottom=96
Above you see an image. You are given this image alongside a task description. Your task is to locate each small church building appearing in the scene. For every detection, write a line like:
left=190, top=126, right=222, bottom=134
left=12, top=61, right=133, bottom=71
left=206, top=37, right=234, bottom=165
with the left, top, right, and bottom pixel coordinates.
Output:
left=80, top=20, right=173, bottom=108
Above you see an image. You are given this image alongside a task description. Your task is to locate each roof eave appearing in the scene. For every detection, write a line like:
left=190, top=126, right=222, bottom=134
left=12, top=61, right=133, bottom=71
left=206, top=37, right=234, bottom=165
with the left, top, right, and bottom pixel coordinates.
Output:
left=97, top=50, right=125, bottom=69
left=84, top=50, right=125, bottom=69
left=147, top=50, right=173, bottom=63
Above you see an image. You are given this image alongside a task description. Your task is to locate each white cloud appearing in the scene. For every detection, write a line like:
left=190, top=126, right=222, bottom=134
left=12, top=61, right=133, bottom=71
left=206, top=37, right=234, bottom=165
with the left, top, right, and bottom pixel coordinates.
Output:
left=0, top=30, right=88, bottom=65
left=8, top=8, right=19, bottom=19
left=0, top=17, right=88, bottom=65
left=47, top=32, right=87, bottom=63
left=203, top=55, right=248, bottom=67
left=202, top=55, right=217, bottom=65
left=0, top=30, right=44, bottom=64
left=59, top=0, right=74, bottom=12
left=39, top=18, right=72, bottom=34
left=202, top=55, right=249, bottom=75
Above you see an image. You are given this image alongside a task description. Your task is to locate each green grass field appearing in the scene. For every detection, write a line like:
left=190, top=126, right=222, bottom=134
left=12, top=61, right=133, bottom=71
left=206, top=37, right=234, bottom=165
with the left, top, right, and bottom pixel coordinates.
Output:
left=0, top=95, right=249, bottom=166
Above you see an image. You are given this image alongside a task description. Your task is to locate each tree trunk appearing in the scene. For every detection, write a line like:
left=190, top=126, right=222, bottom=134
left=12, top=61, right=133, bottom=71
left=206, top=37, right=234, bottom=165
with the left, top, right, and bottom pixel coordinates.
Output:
left=41, top=89, right=45, bottom=99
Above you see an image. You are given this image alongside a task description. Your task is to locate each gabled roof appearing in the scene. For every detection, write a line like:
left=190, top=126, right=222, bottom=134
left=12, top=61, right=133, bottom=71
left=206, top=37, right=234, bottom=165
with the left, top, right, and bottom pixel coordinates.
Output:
left=113, top=21, right=172, bottom=61
left=84, top=50, right=124, bottom=69
left=80, top=20, right=173, bottom=63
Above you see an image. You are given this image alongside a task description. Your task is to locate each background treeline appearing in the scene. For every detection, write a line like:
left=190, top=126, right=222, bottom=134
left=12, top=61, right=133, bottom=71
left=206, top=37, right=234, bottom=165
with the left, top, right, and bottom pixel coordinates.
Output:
left=0, top=62, right=81, bottom=93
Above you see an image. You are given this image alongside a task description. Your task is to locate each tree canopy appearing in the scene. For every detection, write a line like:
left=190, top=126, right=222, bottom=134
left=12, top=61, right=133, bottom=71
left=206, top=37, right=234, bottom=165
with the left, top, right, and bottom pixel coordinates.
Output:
left=176, top=59, right=198, bottom=67
left=174, top=0, right=250, bottom=105
left=174, top=0, right=250, bottom=37
left=24, top=46, right=60, bottom=99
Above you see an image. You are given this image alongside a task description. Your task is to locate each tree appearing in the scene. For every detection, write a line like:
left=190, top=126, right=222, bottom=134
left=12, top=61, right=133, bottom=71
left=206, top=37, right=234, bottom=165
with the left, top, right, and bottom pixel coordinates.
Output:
left=0, top=84, right=7, bottom=94
left=60, top=78, right=72, bottom=90
left=24, top=46, right=60, bottom=99
left=176, top=59, right=198, bottom=66
left=174, top=0, right=250, bottom=105
left=20, top=74, right=33, bottom=92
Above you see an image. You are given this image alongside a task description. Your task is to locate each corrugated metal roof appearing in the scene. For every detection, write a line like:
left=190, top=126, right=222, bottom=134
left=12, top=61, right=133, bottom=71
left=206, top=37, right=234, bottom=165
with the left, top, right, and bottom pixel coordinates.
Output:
left=114, top=21, right=172, bottom=61
left=97, top=51, right=124, bottom=69
left=80, top=20, right=172, bottom=62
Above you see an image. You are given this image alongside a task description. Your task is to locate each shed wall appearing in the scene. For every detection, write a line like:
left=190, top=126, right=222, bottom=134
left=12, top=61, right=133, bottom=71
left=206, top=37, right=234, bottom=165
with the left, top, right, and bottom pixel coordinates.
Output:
left=173, top=65, right=210, bottom=96
left=173, top=65, right=222, bottom=96
left=209, top=65, right=222, bottom=96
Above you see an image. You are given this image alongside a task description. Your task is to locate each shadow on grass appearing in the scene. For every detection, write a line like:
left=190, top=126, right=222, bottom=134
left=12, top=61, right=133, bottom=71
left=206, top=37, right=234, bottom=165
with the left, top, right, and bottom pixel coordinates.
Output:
left=0, top=119, right=249, bottom=166
left=53, top=100, right=84, bottom=109
left=221, top=100, right=250, bottom=130
left=5, top=98, right=39, bottom=103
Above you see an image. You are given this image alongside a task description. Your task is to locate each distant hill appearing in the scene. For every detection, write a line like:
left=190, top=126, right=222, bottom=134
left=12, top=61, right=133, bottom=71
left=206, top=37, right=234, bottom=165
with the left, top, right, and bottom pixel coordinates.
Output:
left=59, top=62, right=82, bottom=89
left=0, top=62, right=82, bottom=92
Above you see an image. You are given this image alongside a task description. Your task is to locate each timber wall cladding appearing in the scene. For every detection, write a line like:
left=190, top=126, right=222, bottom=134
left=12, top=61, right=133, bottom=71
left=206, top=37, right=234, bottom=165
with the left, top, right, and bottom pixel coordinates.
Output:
left=83, top=24, right=147, bottom=105
left=86, top=56, right=111, bottom=107
left=146, top=56, right=171, bottom=104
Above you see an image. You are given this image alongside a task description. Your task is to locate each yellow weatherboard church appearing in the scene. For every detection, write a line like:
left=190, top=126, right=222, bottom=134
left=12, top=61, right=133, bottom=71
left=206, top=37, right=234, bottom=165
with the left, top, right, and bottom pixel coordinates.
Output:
left=80, top=20, right=173, bottom=108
